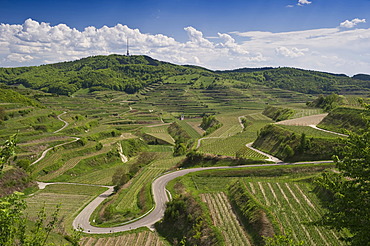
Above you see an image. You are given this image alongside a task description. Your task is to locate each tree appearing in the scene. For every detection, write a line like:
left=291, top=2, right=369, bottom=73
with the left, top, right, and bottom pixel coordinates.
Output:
left=315, top=103, right=370, bottom=245
left=0, top=192, right=61, bottom=246
left=0, top=134, right=17, bottom=173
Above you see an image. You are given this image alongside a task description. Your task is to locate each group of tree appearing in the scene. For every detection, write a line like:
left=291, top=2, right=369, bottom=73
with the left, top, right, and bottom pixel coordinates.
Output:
left=200, top=115, right=222, bottom=135
left=0, top=135, right=82, bottom=245
left=307, top=93, right=343, bottom=111
left=315, top=102, right=370, bottom=245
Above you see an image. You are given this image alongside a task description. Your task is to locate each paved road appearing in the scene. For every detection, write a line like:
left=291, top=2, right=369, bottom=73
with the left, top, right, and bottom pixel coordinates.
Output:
left=72, top=160, right=333, bottom=234
left=72, top=113, right=342, bottom=234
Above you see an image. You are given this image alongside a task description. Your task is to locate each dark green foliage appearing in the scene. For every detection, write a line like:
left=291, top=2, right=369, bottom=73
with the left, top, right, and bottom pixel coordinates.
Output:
left=112, top=167, right=130, bottom=192
left=156, top=184, right=221, bottom=246
left=168, top=122, right=192, bottom=156
left=254, top=124, right=342, bottom=161
left=120, top=138, right=147, bottom=157
left=315, top=109, right=370, bottom=245
left=318, top=107, right=370, bottom=133
left=262, top=106, right=294, bottom=122
left=222, top=67, right=370, bottom=95
left=95, top=142, right=103, bottom=151
left=241, top=117, right=252, bottom=130
left=352, top=73, right=370, bottom=81
left=0, top=87, right=39, bottom=106
left=0, top=55, right=212, bottom=95
left=15, top=159, right=31, bottom=172
left=307, top=93, right=343, bottom=111
left=0, top=134, right=17, bottom=173
left=0, top=107, right=6, bottom=122
left=228, top=181, right=276, bottom=245
left=0, top=192, right=63, bottom=246
left=200, top=115, right=222, bottom=135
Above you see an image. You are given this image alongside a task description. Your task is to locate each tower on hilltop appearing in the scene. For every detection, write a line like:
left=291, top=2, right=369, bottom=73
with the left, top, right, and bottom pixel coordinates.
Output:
left=126, top=37, right=130, bottom=56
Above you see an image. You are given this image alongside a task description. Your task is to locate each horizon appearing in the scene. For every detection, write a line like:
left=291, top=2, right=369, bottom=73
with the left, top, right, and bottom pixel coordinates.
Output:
left=1, top=0, right=370, bottom=76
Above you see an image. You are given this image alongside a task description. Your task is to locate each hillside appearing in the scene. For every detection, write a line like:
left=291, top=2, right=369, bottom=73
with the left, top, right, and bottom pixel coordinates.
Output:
left=0, top=55, right=369, bottom=97
left=220, top=67, right=370, bottom=95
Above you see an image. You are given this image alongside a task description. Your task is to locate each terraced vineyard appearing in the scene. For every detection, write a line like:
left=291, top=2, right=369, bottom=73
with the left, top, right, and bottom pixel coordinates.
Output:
left=201, top=192, right=252, bottom=246
left=279, top=125, right=343, bottom=138
left=80, top=230, right=164, bottom=246
left=99, top=152, right=184, bottom=224
left=198, top=113, right=272, bottom=158
left=142, top=124, right=175, bottom=145
left=244, top=179, right=345, bottom=245
left=25, top=184, right=107, bottom=231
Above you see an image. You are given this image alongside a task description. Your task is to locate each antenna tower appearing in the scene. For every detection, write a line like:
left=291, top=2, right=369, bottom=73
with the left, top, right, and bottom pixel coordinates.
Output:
left=126, top=37, right=130, bottom=56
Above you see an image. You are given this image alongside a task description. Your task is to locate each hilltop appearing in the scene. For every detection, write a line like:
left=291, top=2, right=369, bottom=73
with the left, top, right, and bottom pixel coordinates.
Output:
left=0, top=54, right=369, bottom=96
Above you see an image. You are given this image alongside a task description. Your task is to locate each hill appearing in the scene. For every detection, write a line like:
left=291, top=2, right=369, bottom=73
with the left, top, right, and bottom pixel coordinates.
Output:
left=1, top=55, right=369, bottom=97
left=220, top=67, right=370, bottom=95
left=0, top=55, right=213, bottom=96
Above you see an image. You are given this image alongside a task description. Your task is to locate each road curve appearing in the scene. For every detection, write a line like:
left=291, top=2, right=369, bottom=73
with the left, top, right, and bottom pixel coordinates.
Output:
left=72, top=161, right=333, bottom=234
left=54, top=112, right=69, bottom=133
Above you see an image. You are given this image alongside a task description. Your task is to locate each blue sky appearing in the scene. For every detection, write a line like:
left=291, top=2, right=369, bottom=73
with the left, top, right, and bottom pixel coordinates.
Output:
left=1, top=0, right=369, bottom=75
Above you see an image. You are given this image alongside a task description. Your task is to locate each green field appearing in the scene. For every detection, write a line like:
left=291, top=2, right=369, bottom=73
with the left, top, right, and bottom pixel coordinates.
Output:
left=170, top=164, right=344, bottom=246
left=25, top=184, right=107, bottom=232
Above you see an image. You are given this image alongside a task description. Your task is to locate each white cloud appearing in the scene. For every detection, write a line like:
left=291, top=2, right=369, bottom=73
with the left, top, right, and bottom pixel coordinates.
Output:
left=298, top=0, right=312, bottom=6
left=184, top=26, right=214, bottom=48
left=0, top=19, right=370, bottom=75
left=276, top=47, right=308, bottom=58
left=340, top=18, right=366, bottom=28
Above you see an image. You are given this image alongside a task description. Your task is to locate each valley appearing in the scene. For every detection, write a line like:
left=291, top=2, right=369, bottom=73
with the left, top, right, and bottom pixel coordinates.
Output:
left=0, top=55, right=369, bottom=245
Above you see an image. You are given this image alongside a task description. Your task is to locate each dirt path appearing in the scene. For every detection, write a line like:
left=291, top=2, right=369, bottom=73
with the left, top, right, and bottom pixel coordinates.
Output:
left=54, top=112, right=69, bottom=133
left=276, top=113, right=328, bottom=126
left=196, top=137, right=221, bottom=149
left=245, top=142, right=283, bottom=163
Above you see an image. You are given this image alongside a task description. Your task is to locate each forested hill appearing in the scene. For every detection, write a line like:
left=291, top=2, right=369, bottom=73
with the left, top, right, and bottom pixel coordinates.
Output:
left=0, top=54, right=369, bottom=96
left=219, top=67, right=370, bottom=95
left=0, top=55, right=212, bottom=95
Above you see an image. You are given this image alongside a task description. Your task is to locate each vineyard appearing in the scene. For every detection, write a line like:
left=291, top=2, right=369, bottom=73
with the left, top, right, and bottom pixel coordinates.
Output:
left=198, top=113, right=272, bottom=158
left=98, top=152, right=184, bottom=224
left=201, top=192, right=252, bottom=246
left=80, top=230, right=164, bottom=246
left=279, top=125, right=343, bottom=138
left=244, top=179, right=345, bottom=245
left=25, top=184, right=107, bottom=231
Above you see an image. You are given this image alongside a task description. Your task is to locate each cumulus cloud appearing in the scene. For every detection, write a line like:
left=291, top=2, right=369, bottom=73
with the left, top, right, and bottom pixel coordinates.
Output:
left=276, top=47, right=308, bottom=58
left=297, top=0, right=312, bottom=6
left=1, top=19, right=370, bottom=75
left=340, top=18, right=366, bottom=28
left=184, top=26, right=214, bottom=48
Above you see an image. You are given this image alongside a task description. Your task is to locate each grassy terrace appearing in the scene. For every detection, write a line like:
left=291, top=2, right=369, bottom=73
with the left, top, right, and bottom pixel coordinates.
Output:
left=25, top=184, right=107, bottom=232
left=168, top=164, right=343, bottom=246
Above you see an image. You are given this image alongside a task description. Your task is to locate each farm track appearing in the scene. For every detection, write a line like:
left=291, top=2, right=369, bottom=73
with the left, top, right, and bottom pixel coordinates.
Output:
left=31, top=111, right=338, bottom=238
left=73, top=160, right=333, bottom=234
left=31, top=112, right=80, bottom=166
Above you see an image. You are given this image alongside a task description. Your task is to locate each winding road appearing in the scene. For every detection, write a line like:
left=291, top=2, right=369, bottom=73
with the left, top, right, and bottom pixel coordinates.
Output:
left=33, top=112, right=337, bottom=234
left=72, top=160, right=332, bottom=234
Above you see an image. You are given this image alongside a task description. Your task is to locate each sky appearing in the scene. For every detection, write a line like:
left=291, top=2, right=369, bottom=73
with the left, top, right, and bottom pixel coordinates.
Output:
left=0, top=0, right=370, bottom=75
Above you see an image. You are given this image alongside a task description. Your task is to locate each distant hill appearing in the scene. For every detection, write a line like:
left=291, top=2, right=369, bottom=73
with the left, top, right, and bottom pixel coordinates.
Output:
left=0, top=55, right=211, bottom=96
left=220, top=67, right=370, bottom=95
left=353, top=74, right=370, bottom=81
left=0, top=54, right=369, bottom=96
